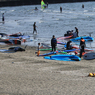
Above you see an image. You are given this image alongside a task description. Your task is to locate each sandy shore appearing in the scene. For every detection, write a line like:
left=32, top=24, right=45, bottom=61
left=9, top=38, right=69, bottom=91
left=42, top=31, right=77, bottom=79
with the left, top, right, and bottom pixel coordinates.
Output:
left=0, top=44, right=95, bottom=95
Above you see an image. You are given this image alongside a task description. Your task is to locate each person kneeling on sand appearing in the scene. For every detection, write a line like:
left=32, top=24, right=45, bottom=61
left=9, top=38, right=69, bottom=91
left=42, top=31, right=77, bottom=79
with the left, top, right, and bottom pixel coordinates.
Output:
left=66, top=40, right=72, bottom=50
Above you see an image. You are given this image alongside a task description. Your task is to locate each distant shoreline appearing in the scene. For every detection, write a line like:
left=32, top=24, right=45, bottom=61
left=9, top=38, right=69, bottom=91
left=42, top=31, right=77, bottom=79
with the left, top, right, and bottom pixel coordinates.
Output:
left=0, top=0, right=94, bottom=7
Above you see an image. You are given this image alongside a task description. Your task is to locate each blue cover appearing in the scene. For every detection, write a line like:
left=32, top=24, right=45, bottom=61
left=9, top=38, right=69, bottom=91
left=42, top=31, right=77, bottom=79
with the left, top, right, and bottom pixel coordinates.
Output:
left=70, top=36, right=94, bottom=42
left=44, top=54, right=81, bottom=61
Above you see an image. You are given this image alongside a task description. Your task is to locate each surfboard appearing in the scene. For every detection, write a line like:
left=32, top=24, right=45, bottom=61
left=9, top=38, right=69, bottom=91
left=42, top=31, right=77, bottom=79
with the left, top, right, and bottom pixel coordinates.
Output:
left=83, top=52, right=95, bottom=60
left=39, top=48, right=57, bottom=51
left=38, top=50, right=67, bottom=56
left=44, top=54, right=81, bottom=61
left=57, top=41, right=66, bottom=45
left=57, top=35, right=73, bottom=40
left=63, top=49, right=80, bottom=52
left=38, top=51, right=57, bottom=56
left=9, top=35, right=30, bottom=39
left=0, top=46, right=25, bottom=53
left=41, top=43, right=51, bottom=48
left=70, top=36, right=94, bottom=42
left=0, top=49, right=15, bottom=53
left=64, top=44, right=94, bottom=52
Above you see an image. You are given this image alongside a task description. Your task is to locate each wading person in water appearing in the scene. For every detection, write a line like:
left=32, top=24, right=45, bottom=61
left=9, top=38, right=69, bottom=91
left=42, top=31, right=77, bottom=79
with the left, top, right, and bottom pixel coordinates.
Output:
left=75, top=27, right=79, bottom=37
left=60, top=7, right=62, bottom=13
left=2, top=13, right=4, bottom=23
left=33, top=22, right=37, bottom=34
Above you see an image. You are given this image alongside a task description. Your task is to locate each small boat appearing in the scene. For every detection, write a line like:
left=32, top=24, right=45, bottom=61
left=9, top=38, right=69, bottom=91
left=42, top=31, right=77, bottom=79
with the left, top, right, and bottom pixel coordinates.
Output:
left=70, top=36, right=94, bottom=42
left=44, top=54, right=81, bottom=61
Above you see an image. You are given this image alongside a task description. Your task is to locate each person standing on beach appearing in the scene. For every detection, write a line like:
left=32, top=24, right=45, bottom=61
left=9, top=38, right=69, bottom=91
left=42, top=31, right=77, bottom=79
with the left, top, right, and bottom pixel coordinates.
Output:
left=79, top=38, right=85, bottom=58
left=33, top=22, right=37, bottom=34
left=2, top=13, right=4, bottom=23
left=37, top=43, right=40, bottom=56
left=51, top=35, right=57, bottom=52
left=75, top=27, right=79, bottom=37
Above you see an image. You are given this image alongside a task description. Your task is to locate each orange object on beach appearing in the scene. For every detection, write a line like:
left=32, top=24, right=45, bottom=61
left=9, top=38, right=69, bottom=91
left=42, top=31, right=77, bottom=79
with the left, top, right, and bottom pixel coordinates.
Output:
left=37, top=51, right=40, bottom=56
left=82, top=52, right=86, bottom=55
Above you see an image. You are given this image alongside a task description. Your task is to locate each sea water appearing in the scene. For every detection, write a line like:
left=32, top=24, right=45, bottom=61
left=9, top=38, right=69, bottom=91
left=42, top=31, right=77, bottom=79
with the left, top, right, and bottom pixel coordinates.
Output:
left=0, top=1, right=95, bottom=49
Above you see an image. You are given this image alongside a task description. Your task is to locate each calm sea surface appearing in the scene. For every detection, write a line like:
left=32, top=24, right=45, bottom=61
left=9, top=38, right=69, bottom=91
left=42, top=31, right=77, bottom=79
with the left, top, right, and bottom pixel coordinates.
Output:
left=0, top=1, right=95, bottom=48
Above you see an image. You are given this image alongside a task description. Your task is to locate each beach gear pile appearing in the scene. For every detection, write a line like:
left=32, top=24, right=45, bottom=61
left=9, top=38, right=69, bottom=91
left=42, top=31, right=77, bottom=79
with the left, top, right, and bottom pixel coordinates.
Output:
left=88, top=73, right=95, bottom=77
left=0, top=32, right=30, bottom=45
left=37, top=31, right=94, bottom=61
left=0, top=46, right=25, bottom=53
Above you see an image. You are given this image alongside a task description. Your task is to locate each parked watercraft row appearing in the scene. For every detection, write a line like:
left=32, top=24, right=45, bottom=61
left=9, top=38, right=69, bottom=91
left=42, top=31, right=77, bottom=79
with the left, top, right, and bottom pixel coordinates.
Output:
left=0, top=32, right=30, bottom=45
left=37, top=32, right=95, bottom=61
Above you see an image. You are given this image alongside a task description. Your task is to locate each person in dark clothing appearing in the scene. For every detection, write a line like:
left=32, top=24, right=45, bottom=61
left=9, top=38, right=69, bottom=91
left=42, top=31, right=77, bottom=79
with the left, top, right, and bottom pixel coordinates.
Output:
left=60, top=7, right=62, bottom=13
left=33, top=22, right=37, bottom=34
left=82, top=4, right=84, bottom=8
left=51, top=35, right=57, bottom=52
left=75, top=27, right=79, bottom=37
left=35, top=7, right=38, bottom=10
left=2, top=13, right=4, bottom=23
left=79, top=38, right=86, bottom=58
left=47, top=2, right=48, bottom=7
left=66, top=40, right=72, bottom=50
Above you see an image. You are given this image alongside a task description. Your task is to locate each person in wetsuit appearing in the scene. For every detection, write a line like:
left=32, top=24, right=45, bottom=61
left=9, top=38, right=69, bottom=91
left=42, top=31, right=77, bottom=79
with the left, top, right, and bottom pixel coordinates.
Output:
left=66, top=40, right=72, bottom=50
left=33, top=22, right=37, bottom=34
left=60, top=7, right=62, bottom=13
left=2, top=13, right=4, bottom=23
left=75, top=27, right=79, bottom=37
left=51, top=35, right=57, bottom=52
left=79, top=38, right=86, bottom=58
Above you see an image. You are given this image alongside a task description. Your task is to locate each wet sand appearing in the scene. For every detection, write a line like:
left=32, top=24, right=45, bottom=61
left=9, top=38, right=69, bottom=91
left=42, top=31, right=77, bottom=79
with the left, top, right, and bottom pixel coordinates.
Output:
left=0, top=45, right=95, bottom=95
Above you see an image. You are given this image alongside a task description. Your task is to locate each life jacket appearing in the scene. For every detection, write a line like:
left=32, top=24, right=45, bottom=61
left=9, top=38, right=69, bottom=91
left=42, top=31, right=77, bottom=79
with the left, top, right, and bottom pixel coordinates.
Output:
left=51, top=38, right=57, bottom=45
left=80, top=39, right=85, bottom=47
left=81, top=39, right=85, bottom=42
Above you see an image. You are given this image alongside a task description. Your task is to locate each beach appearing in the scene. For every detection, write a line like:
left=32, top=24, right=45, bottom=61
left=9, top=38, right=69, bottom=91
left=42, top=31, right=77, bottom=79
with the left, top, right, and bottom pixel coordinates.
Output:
left=0, top=1, right=95, bottom=95
left=0, top=44, right=95, bottom=95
